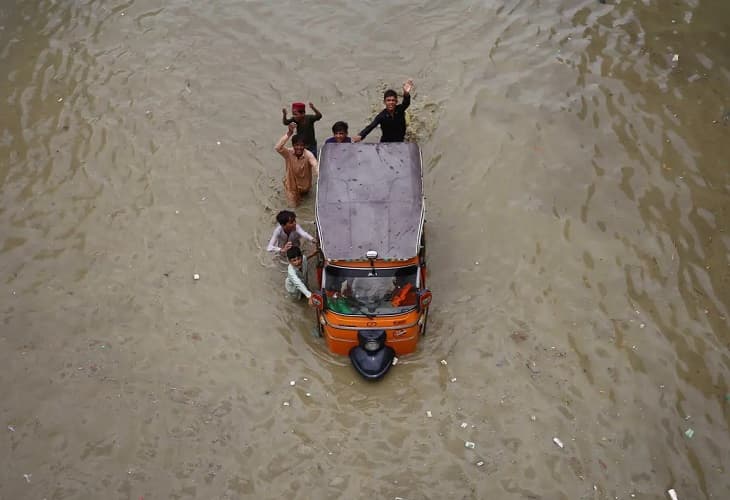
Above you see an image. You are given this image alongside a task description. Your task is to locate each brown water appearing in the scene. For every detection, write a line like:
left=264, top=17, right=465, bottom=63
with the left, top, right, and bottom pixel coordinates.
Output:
left=1, top=0, right=729, bottom=498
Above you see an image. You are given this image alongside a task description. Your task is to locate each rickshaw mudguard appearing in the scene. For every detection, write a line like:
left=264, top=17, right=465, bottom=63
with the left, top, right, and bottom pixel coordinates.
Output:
left=349, top=345, right=396, bottom=380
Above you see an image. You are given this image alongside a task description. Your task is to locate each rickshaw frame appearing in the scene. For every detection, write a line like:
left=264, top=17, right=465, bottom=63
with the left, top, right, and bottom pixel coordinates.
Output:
left=311, top=142, right=431, bottom=380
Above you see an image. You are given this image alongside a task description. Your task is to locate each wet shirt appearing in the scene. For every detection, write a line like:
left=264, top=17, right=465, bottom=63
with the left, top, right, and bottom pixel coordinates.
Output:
left=324, top=136, right=352, bottom=143
left=275, top=133, right=319, bottom=204
left=285, top=255, right=311, bottom=298
left=267, top=224, right=315, bottom=254
left=283, top=113, right=322, bottom=147
left=358, top=93, right=411, bottom=142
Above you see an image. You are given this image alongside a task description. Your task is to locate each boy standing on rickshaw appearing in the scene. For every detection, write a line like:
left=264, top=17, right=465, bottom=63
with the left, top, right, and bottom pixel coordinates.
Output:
left=353, top=79, right=414, bottom=143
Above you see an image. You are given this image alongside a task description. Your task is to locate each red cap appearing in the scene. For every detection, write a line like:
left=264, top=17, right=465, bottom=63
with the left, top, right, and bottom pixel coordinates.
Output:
left=292, top=102, right=306, bottom=112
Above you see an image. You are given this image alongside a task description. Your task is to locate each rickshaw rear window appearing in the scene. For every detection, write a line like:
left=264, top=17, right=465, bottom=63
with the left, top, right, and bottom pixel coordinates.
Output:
left=324, top=265, right=418, bottom=316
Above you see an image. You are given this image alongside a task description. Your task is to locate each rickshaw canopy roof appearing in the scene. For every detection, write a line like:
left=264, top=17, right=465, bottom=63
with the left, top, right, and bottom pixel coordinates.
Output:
left=316, top=142, right=425, bottom=261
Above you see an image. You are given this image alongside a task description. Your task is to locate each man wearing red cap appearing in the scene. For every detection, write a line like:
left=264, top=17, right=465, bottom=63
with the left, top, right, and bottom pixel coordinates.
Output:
left=275, top=123, right=319, bottom=207
left=282, top=102, right=322, bottom=158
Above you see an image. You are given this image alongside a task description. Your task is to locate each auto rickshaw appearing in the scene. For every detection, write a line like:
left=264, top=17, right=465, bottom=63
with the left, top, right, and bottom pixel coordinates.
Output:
left=310, top=142, right=432, bottom=380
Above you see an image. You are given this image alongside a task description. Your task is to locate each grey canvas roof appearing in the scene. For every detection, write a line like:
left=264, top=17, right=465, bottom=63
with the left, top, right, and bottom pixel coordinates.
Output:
left=316, top=142, right=424, bottom=261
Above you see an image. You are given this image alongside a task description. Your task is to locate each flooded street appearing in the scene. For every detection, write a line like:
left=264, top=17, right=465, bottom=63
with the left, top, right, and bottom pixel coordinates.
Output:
left=1, top=0, right=729, bottom=498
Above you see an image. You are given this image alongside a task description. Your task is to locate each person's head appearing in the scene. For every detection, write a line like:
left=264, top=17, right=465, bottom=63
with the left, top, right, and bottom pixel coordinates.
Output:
left=291, top=134, right=306, bottom=157
left=276, top=210, right=296, bottom=232
left=331, top=121, right=349, bottom=143
left=291, top=102, right=306, bottom=121
left=383, top=89, right=398, bottom=112
left=286, top=246, right=303, bottom=267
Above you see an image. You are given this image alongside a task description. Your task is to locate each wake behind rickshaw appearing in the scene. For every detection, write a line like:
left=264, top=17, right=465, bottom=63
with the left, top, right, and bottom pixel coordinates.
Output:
left=310, top=142, right=432, bottom=380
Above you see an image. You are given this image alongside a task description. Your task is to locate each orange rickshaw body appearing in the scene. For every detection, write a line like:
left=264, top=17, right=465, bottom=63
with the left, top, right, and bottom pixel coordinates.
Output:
left=313, top=142, right=431, bottom=379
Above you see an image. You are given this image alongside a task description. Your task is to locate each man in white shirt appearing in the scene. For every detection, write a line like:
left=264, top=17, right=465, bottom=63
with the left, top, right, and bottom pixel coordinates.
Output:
left=267, top=210, right=316, bottom=256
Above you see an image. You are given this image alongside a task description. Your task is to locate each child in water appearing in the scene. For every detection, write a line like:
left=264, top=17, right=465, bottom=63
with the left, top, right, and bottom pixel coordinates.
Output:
left=282, top=102, right=322, bottom=157
left=285, top=246, right=314, bottom=305
left=267, top=210, right=316, bottom=257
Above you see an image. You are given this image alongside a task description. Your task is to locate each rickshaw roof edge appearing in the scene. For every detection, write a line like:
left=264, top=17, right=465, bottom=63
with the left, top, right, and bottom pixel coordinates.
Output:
left=315, top=143, right=425, bottom=261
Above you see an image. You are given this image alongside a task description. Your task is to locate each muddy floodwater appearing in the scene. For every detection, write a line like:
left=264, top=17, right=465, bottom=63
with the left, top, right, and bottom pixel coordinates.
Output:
left=1, top=0, right=729, bottom=498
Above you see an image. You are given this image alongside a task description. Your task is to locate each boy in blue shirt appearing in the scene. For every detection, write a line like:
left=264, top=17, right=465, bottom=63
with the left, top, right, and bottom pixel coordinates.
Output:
left=325, top=121, right=351, bottom=144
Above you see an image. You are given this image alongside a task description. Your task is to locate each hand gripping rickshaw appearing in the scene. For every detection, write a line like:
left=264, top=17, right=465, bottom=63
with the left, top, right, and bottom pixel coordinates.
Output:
left=310, top=142, right=432, bottom=380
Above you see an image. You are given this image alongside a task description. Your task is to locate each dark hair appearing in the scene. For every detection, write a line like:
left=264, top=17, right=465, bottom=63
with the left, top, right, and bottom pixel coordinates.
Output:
left=286, top=246, right=302, bottom=260
left=291, top=134, right=305, bottom=145
left=276, top=210, right=296, bottom=226
left=332, top=121, right=348, bottom=134
left=383, top=89, right=398, bottom=100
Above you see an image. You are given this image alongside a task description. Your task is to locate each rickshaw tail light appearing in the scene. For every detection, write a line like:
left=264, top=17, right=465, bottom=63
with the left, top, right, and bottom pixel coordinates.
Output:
left=419, top=290, right=432, bottom=309
left=358, top=330, right=386, bottom=353
left=311, top=292, right=324, bottom=310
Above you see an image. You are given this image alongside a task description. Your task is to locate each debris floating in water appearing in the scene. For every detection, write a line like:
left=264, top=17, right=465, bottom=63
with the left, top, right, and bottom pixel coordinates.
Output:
left=23, top=474, right=31, bottom=483
left=392, top=357, right=399, bottom=366
left=684, top=428, right=694, bottom=439
left=464, top=441, right=476, bottom=449
left=553, top=437, right=564, bottom=449
left=7, top=425, right=15, bottom=432
left=282, top=401, right=290, bottom=407
left=440, top=359, right=448, bottom=366
left=426, top=410, right=432, bottom=418
left=289, top=380, right=296, bottom=386
left=667, top=489, right=679, bottom=500
left=450, top=377, right=456, bottom=382
left=460, top=422, right=468, bottom=429
left=476, top=460, right=484, bottom=467
left=193, top=273, right=200, bottom=280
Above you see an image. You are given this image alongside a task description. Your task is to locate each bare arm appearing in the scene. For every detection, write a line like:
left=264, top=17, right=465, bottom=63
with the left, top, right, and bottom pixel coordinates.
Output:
left=309, top=102, right=322, bottom=121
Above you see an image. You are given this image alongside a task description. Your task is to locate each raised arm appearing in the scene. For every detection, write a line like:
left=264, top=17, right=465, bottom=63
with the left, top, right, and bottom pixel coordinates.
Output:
left=282, top=107, right=292, bottom=125
left=400, top=79, right=413, bottom=111
left=309, top=102, right=322, bottom=121
left=275, top=123, right=297, bottom=157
